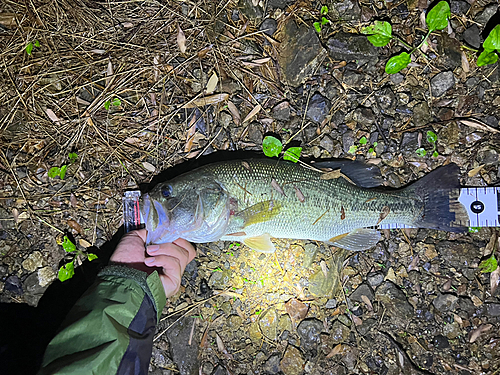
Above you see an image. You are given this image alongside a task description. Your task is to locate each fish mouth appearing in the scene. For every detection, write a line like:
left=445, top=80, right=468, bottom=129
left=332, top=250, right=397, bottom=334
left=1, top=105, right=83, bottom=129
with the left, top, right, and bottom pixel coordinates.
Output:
left=141, top=194, right=176, bottom=244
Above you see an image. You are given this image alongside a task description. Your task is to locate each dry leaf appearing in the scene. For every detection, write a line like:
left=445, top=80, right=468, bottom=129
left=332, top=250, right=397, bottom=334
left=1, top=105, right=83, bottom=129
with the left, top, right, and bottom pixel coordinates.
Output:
left=252, top=57, right=271, bottom=64
left=294, top=185, right=305, bottom=202
left=177, top=24, right=186, bottom=53
left=12, top=208, right=19, bottom=223
left=461, top=51, right=470, bottom=73
left=491, top=266, right=500, bottom=295
left=106, top=59, right=113, bottom=87
left=271, top=178, right=285, bottom=196
left=351, top=314, right=362, bottom=326
left=242, top=104, right=262, bottom=124
left=442, top=278, right=452, bottom=291
left=79, top=238, right=92, bottom=248
left=361, top=295, right=373, bottom=311
left=469, top=324, right=492, bottom=343
left=70, top=193, right=78, bottom=208
left=227, top=101, right=240, bottom=125
left=453, top=313, right=463, bottom=326
left=340, top=206, right=345, bottom=220
left=45, top=108, right=60, bottom=123
left=216, top=334, right=233, bottom=359
left=320, top=169, right=342, bottom=180
left=468, top=164, right=485, bottom=177
left=326, top=344, right=343, bottom=358
left=205, top=72, right=218, bottom=94
left=181, top=93, right=229, bottom=109
left=408, top=254, right=420, bottom=271
left=285, top=298, right=308, bottom=323
left=197, top=45, right=212, bottom=58
left=459, top=119, right=499, bottom=133
left=142, top=162, right=156, bottom=173
left=320, top=261, right=328, bottom=278
left=67, top=219, right=84, bottom=235
left=242, top=161, right=252, bottom=172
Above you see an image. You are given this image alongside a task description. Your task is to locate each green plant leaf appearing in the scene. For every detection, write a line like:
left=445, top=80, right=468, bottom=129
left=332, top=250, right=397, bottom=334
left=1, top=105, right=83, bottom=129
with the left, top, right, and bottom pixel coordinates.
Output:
left=59, top=164, right=67, bottom=180
left=483, top=24, right=500, bottom=51
left=477, top=49, right=499, bottom=67
left=362, top=21, right=393, bottom=47
left=385, top=52, right=411, bottom=74
left=432, top=151, right=439, bottom=157
left=87, top=253, right=98, bottom=261
left=26, top=42, right=33, bottom=55
left=426, top=130, right=437, bottom=143
left=359, top=136, right=368, bottom=145
left=284, top=147, right=302, bottom=162
left=112, top=97, right=121, bottom=106
left=416, top=148, right=427, bottom=157
left=313, top=22, right=321, bottom=33
left=468, top=227, right=480, bottom=233
left=479, top=254, right=498, bottom=273
left=104, top=100, right=111, bottom=110
left=62, top=236, right=77, bottom=252
left=58, top=261, right=75, bottom=282
left=321, top=17, right=328, bottom=26
left=262, top=136, right=283, bottom=158
left=68, top=152, right=78, bottom=163
left=48, top=167, right=60, bottom=178
left=426, top=0, right=450, bottom=32
left=368, top=147, right=374, bottom=153
left=348, top=145, right=358, bottom=154
left=373, top=142, right=378, bottom=147
left=34, top=40, right=40, bottom=47
left=321, top=5, right=328, bottom=15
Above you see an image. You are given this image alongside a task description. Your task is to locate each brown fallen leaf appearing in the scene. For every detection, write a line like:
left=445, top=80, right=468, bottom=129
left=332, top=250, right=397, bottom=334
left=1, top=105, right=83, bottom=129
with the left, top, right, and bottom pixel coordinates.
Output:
left=181, top=93, right=229, bottom=109
left=70, top=193, right=78, bottom=208
left=106, top=59, right=113, bottom=87
left=320, top=169, right=342, bottom=180
left=242, top=104, right=262, bottom=124
left=340, top=206, right=345, bottom=220
left=271, top=178, right=285, bottom=196
left=241, top=161, right=252, bottom=172
left=461, top=51, right=470, bottom=73
left=294, top=185, right=305, bottom=202
left=351, top=314, right=362, bottom=326
left=177, top=24, right=186, bottom=53
left=142, top=162, right=156, bottom=173
left=408, top=254, right=420, bottom=271
left=326, top=344, right=344, bottom=358
left=67, top=219, right=84, bottom=235
left=459, top=119, right=499, bottom=133
left=197, top=45, right=212, bottom=58
left=216, top=333, right=233, bottom=360
left=377, top=206, right=390, bottom=225
left=320, top=260, right=328, bottom=278
left=468, top=164, right=485, bottom=177
left=205, top=72, right=218, bottom=94
left=285, top=298, right=308, bottom=323
left=184, top=113, right=198, bottom=153
left=227, top=101, right=240, bottom=125
left=79, top=238, right=92, bottom=248
left=361, top=295, right=373, bottom=311
left=469, top=324, right=492, bottom=343
left=45, top=108, right=61, bottom=123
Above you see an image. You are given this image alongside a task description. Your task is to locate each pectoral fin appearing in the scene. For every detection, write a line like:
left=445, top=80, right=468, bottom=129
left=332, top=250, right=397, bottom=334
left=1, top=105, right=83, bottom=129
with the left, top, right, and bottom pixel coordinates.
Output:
left=237, top=200, right=281, bottom=227
left=243, top=233, right=276, bottom=253
left=329, top=228, right=381, bottom=252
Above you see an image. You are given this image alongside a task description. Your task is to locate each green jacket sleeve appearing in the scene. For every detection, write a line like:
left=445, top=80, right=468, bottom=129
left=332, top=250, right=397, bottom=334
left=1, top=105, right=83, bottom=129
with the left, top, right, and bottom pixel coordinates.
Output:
left=39, top=265, right=166, bottom=375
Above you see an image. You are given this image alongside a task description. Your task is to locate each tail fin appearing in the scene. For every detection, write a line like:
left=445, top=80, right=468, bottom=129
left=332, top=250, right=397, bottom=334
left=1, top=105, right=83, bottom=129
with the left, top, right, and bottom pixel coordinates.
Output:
left=406, top=164, right=467, bottom=232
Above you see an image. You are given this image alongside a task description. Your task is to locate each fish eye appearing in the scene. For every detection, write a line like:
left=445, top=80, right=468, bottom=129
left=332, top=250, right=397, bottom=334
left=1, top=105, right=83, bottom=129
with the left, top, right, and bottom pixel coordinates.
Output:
left=161, top=185, right=172, bottom=198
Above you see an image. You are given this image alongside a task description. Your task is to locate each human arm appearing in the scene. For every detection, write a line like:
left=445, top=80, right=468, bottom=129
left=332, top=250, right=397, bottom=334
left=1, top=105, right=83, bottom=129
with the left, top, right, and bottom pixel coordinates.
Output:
left=39, top=230, right=195, bottom=375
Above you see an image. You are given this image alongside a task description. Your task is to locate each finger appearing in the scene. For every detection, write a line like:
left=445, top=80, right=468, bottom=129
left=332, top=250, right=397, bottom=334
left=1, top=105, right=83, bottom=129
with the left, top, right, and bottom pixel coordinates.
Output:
left=172, top=238, right=196, bottom=262
left=132, top=228, right=148, bottom=243
left=145, top=255, right=182, bottom=297
left=147, top=242, right=194, bottom=269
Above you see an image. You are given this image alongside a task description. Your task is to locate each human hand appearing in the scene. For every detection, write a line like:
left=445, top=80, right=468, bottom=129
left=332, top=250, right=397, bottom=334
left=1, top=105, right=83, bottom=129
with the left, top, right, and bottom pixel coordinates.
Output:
left=110, top=229, right=196, bottom=297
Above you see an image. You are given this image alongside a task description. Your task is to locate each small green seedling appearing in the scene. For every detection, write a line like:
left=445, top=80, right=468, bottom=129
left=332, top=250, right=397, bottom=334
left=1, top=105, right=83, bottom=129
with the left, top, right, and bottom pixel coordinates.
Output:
left=104, top=97, right=121, bottom=110
left=363, top=1, right=451, bottom=74
left=348, top=136, right=377, bottom=155
left=48, top=165, right=68, bottom=180
left=478, top=253, right=498, bottom=273
left=313, top=5, right=329, bottom=33
left=468, top=227, right=481, bottom=233
left=416, top=130, right=438, bottom=158
left=58, top=236, right=98, bottom=281
left=262, top=136, right=302, bottom=163
left=477, top=24, right=500, bottom=67
left=25, top=40, right=40, bottom=55
left=68, top=152, right=78, bottom=163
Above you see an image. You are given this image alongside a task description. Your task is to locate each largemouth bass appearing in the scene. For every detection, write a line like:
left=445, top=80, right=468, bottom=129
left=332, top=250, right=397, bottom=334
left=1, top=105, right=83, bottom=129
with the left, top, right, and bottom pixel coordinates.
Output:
left=140, top=159, right=466, bottom=252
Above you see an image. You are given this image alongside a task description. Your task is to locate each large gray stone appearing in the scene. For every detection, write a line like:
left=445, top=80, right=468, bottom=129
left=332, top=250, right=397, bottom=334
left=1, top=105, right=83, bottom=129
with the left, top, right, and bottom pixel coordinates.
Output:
left=278, top=20, right=327, bottom=87
left=166, top=317, right=200, bottom=375
left=327, top=32, right=378, bottom=64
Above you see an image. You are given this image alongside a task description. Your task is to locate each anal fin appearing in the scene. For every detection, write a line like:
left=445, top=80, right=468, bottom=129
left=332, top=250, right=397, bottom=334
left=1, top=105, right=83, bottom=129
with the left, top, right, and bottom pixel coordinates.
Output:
left=329, top=228, right=381, bottom=252
left=243, top=233, right=276, bottom=253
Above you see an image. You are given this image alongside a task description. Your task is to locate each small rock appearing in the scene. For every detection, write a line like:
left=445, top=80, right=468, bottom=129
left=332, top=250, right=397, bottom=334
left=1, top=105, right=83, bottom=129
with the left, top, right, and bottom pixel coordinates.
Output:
left=367, top=272, right=384, bottom=287
left=443, top=322, right=461, bottom=339
left=259, top=307, right=279, bottom=341
left=260, top=18, right=277, bottom=36
left=430, top=71, right=455, bottom=97
left=247, top=123, right=263, bottom=144
left=357, top=318, right=376, bottom=336
left=296, top=318, right=323, bottom=352
left=327, top=32, right=378, bottom=65
left=432, top=293, right=459, bottom=313
left=433, top=334, right=450, bottom=349
left=5, top=275, right=23, bottom=295
left=238, top=0, right=263, bottom=19
left=485, top=303, right=500, bottom=317
left=330, top=320, right=350, bottom=344
left=280, top=346, right=305, bottom=375
left=375, top=281, right=414, bottom=326
left=475, top=4, right=498, bottom=26
left=264, top=354, right=281, bottom=373
left=227, top=314, right=243, bottom=330
left=272, top=101, right=291, bottom=121
left=325, top=298, right=337, bottom=309
left=463, top=25, right=481, bottom=49
left=450, top=0, right=470, bottom=15
left=351, top=107, right=375, bottom=125
left=412, top=102, right=432, bottom=126
left=374, top=87, right=396, bottom=111
left=306, top=93, right=331, bottom=124
left=22, top=251, right=45, bottom=272
left=350, top=283, right=374, bottom=304
left=390, top=73, right=404, bottom=85
left=330, top=0, right=361, bottom=21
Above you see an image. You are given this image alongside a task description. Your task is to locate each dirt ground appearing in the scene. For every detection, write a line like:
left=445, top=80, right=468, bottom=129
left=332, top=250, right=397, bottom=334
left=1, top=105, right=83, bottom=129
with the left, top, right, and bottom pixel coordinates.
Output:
left=1, top=0, right=500, bottom=374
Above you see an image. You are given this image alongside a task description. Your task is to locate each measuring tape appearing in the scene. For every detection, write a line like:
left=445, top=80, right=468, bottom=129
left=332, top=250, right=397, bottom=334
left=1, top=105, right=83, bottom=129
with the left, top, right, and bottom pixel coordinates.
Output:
left=124, top=187, right=500, bottom=234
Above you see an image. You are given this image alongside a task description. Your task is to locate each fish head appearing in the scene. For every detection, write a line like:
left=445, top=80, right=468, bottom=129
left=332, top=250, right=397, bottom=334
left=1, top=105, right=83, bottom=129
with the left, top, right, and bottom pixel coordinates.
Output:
left=141, top=174, right=231, bottom=244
